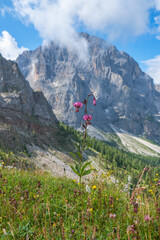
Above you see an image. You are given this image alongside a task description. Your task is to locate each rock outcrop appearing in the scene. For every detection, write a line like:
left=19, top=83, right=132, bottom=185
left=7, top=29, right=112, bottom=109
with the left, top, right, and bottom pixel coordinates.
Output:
left=0, top=54, right=56, bottom=122
left=16, top=33, right=160, bottom=142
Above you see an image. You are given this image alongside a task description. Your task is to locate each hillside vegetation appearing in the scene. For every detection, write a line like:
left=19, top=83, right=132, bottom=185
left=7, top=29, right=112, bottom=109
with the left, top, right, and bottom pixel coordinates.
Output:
left=0, top=167, right=159, bottom=239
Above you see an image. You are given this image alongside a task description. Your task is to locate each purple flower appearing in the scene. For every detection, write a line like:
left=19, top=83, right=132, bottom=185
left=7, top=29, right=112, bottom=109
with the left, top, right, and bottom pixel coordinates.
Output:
left=144, top=215, right=151, bottom=221
left=109, top=213, right=116, bottom=218
left=73, top=102, right=83, bottom=112
left=127, top=225, right=134, bottom=234
left=93, top=97, right=96, bottom=106
left=83, top=115, right=92, bottom=124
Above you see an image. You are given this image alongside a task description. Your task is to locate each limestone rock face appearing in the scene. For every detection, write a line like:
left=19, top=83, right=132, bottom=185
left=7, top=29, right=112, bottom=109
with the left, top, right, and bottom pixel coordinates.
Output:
left=0, top=54, right=56, bottom=122
left=16, top=33, right=160, bottom=142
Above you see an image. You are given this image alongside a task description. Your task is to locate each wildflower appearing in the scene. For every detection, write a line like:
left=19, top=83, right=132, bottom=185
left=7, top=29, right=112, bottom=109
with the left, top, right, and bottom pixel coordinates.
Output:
left=2, top=162, right=4, bottom=165
left=134, top=220, right=138, bottom=225
left=127, top=225, right=135, bottom=234
left=90, top=208, right=93, bottom=213
left=144, top=215, right=151, bottom=221
left=110, top=213, right=116, bottom=218
left=154, top=178, right=158, bottom=181
left=128, top=175, right=131, bottom=182
left=93, top=97, right=96, bottom=106
left=134, top=208, right=138, bottom=213
left=156, top=180, right=160, bottom=186
left=53, top=223, right=56, bottom=227
left=73, top=102, right=83, bottom=112
left=92, top=185, right=96, bottom=190
left=86, top=185, right=91, bottom=193
left=157, top=208, right=160, bottom=214
left=83, top=114, right=92, bottom=124
left=149, top=189, right=153, bottom=194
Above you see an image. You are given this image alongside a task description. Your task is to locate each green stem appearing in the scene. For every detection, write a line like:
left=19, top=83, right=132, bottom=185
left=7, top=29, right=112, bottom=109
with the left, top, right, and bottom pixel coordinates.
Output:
left=78, top=93, right=93, bottom=184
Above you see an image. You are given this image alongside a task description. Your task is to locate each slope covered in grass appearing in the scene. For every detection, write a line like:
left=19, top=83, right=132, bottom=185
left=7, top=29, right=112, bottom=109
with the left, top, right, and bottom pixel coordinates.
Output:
left=0, top=168, right=159, bottom=239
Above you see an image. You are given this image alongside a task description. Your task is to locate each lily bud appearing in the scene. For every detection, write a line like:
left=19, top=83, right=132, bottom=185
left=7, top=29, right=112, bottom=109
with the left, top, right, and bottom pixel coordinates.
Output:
left=93, top=97, right=96, bottom=106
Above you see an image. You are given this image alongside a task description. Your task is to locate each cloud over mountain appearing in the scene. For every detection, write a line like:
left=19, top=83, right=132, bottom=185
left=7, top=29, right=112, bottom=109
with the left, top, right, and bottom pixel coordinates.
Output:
left=0, top=31, right=28, bottom=60
left=11, top=0, right=160, bottom=55
left=143, top=55, right=160, bottom=84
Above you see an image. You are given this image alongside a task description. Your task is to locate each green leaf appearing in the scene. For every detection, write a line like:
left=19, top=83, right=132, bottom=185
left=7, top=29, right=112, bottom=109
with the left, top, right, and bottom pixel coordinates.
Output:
left=84, top=143, right=91, bottom=151
left=82, top=169, right=92, bottom=176
left=80, top=161, right=92, bottom=175
left=70, top=165, right=80, bottom=177
left=75, top=163, right=80, bottom=174
left=77, top=151, right=82, bottom=160
left=70, top=152, right=79, bottom=162
left=72, top=142, right=80, bottom=151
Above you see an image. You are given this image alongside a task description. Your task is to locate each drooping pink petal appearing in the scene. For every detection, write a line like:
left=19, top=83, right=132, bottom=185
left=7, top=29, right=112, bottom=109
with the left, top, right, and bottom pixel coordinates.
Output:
left=88, top=115, right=92, bottom=121
left=83, top=115, right=88, bottom=121
left=93, top=97, right=96, bottom=106
left=73, top=101, right=83, bottom=108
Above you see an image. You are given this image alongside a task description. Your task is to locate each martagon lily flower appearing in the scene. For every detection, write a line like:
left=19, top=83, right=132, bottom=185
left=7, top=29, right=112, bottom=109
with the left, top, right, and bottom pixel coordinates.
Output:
left=73, top=102, right=83, bottom=112
left=83, top=115, right=92, bottom=124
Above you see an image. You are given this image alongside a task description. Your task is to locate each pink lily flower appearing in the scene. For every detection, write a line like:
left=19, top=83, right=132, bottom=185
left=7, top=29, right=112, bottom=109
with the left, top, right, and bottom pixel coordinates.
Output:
left=83, top=114, right=92, bottom=125
left=73, top=102, right=83, bottom=112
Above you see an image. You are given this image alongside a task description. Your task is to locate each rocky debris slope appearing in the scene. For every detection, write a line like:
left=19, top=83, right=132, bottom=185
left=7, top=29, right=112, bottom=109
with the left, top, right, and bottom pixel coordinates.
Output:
left=17, top=33, right=160, bottom=142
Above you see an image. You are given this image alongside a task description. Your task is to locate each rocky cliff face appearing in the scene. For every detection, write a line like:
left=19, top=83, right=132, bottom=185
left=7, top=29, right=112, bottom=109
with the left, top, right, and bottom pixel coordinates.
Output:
left=0, top=54, right=59, bottom=152
left=16, top=33, right=160, bottom=142
left=0, top=54, right=56, bottom=122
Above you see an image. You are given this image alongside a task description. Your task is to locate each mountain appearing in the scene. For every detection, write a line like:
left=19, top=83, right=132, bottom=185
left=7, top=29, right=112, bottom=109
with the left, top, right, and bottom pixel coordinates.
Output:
left=0, top=53, right=59, bottom=151
left=16, top=33, right=160, bottom=143
left=0, top=53, right=109, bottom=178
left=0, top=53, right=56, bottom=122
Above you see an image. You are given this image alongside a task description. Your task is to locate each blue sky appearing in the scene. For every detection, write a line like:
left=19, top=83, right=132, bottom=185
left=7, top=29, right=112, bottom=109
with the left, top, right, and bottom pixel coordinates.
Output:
left=0, top=0, right=160, bottom=83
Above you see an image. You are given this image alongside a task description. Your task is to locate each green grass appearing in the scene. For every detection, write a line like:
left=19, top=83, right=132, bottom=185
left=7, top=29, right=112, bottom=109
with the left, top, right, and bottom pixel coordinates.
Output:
left=0, top=167, right=160, bottom=239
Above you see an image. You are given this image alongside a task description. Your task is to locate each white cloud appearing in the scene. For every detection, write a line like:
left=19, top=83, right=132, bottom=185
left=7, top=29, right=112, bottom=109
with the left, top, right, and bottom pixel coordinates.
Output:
left=0, top=31, right=28, bottom=60
left=10, top=0, right=160, bottom=57
left=142, top=55, right=160, bottom=84
left=155, top=0, right=160, bottom=10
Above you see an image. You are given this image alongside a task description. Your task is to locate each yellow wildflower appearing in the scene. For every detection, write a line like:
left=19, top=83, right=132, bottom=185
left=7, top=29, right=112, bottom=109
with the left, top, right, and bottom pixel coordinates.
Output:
left=53, top=223, right=56, bottom=227
left=92, top=185, right=96, bottom=190
left=149, top=189, right=153, bottom=194
left=90, top=208, right=93, bottom=213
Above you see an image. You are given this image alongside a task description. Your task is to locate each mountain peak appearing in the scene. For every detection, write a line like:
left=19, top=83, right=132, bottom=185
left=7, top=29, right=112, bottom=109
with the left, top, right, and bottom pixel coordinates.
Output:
left=16, top=32, right=160, bottom=142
